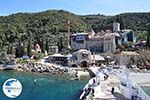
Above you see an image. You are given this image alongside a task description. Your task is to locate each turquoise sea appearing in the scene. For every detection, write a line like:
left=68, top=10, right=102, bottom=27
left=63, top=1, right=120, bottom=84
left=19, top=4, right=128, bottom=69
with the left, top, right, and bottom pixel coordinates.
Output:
left=0, top=71, right=88, bottom=100
left=142, top=86, right=150, bottom=96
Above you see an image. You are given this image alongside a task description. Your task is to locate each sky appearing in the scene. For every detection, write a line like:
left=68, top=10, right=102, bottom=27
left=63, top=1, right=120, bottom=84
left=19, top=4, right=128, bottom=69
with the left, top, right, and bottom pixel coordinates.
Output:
left=0, top=0, right=150, bottom=16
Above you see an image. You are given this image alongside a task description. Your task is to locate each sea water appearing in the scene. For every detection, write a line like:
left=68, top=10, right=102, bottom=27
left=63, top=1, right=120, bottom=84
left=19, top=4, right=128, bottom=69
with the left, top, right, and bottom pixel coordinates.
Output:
left=0, top=71, right=88, bottom=100
left=142, top=86, right=150, bottom=96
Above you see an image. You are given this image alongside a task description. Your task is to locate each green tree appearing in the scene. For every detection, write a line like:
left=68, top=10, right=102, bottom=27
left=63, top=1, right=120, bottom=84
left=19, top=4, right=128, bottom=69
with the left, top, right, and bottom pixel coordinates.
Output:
left=41, top=35, right=45, bottom=53
left=9, top=44, right=13, bottom=54
left=57, top=37, right=63, bottom=52
left=45, top=37, right=49, bottom=53
left=116, top=15, right=124, bottom=30
left=19, top=44, right=25, bottom=57
left=146, top=24, right=150, bottom=48
left=7, top=43, right=13, bottom=54
left=27, top=32, right=32, bottom=57
left=15, top=33, right=26, bottom=57
left=7, top=44, right=10, bottom=54
left=6, top=34, right=16, bottom=54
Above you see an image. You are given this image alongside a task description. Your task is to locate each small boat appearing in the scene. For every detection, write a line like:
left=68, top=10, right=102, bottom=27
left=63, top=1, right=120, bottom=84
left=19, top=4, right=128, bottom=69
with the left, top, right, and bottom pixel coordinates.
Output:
left=3, top=64, right=16, bottom=70
left=69, top=77, right=79, bottom=80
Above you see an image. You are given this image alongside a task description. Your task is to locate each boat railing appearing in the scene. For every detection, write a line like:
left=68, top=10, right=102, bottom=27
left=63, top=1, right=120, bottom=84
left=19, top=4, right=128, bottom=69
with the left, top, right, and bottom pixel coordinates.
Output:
left=80, top=77, right=99, bottom=100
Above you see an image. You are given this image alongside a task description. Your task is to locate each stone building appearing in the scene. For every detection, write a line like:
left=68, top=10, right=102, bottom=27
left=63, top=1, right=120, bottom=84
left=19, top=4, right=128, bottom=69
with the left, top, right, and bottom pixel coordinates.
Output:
left=68, top=49, right=91, bottom=67
left=70, top=22, right=136, bottom=53
left=71, top=33, right=89, bottom=50
left=71, top=33, right=116, bottom=53
left=48, top=49, right=105, bottom=68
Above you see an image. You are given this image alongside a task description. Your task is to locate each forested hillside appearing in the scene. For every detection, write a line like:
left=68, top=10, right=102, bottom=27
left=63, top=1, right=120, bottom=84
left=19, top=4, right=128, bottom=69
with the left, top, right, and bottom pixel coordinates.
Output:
left=0, top=10, right=89, bottom=50
left=0, top=10, right=150, bottom=54
left=84, top=13, right=150, bottom=32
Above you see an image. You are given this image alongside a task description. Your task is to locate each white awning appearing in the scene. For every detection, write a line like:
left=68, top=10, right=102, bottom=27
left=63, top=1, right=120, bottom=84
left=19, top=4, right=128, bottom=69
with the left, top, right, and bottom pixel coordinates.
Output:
left=91, top=55, right=105, bottom=61
left=50, top=53, right=65, bottom=57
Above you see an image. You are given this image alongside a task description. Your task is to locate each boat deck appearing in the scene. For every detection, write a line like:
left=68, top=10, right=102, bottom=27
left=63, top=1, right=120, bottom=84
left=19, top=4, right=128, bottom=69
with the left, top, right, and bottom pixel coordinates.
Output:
left=113, top=92, right=129, bottom=100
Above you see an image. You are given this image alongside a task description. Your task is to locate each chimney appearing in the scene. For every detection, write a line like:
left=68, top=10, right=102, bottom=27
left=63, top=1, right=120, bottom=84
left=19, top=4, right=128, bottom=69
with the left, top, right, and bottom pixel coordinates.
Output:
left=113, top=22, right=120, bottom=32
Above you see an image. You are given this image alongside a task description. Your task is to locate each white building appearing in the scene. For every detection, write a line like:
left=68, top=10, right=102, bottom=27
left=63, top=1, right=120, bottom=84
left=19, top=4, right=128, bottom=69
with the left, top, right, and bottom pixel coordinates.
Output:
left=49, top=53, right=68, bottom=66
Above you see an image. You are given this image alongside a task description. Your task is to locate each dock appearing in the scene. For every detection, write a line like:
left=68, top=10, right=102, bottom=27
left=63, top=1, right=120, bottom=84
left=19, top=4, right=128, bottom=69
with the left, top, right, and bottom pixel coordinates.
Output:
left=80, top=67, right=130, bottom=100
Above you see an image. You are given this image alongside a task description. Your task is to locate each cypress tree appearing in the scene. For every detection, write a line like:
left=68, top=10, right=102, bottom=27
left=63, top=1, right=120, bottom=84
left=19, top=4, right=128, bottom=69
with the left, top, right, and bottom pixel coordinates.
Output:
left=7, top=44, right=10, bottom=54
left=116, top=16, right=124, bottom=30
left=57, top=37, right=63, bottom=52
left=146, top=37, right=150, bottom=47
left=20, top=43, right=25, bottom=56
left=15, top=35, right=25, bottom=57
left=9, top=43, right=13, bottom=54
left=146, top=24, right=150, bottom=48
left=27, top=32, right=32, bottom=57
left=45, top=38, right=49, bottom=53
left=41, top=35, right=45, bottom=53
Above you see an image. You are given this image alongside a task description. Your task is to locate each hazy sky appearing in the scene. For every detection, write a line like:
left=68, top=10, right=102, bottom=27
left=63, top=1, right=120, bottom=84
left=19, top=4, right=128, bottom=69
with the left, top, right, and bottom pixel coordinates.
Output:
left=0, top=0, right=150, bottom=16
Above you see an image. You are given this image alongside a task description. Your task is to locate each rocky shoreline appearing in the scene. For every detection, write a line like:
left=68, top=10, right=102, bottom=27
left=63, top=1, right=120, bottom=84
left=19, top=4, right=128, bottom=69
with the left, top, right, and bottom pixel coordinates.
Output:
left=0, top=59, right=91, bottom=80
left=19, top=63, right=69, bottom=74
left=0, top=62, right=74, bottom=75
